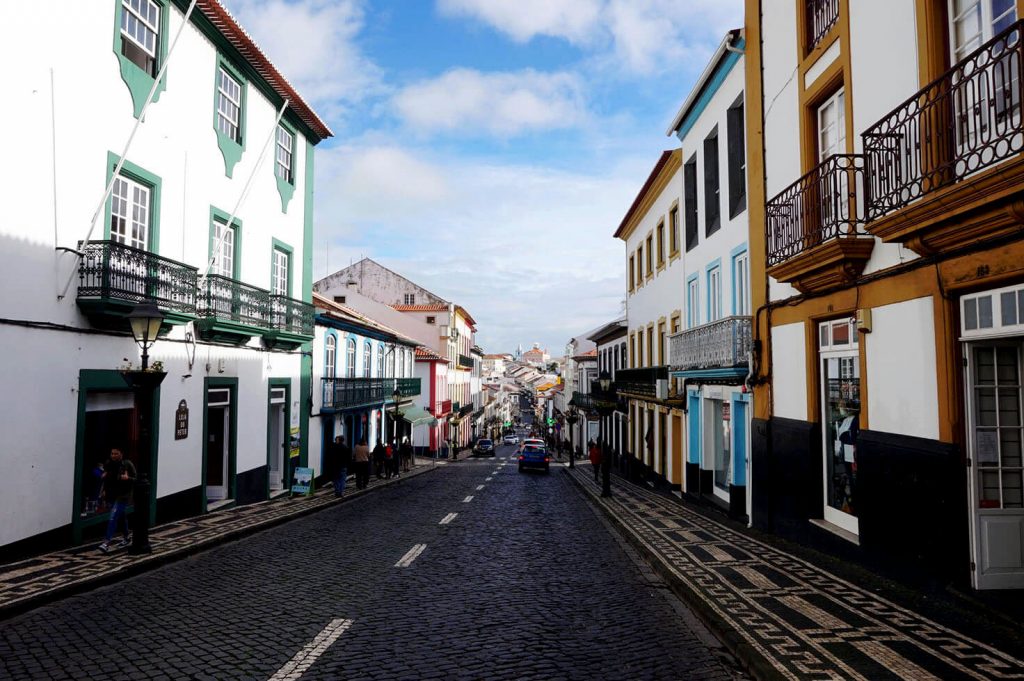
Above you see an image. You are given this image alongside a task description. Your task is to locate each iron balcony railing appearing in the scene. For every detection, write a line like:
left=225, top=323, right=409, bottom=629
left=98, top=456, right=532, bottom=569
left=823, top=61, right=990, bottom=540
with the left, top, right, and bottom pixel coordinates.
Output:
left=863, top=19, right=1024, bottom=220
left=457, top=353, right=475, bottom=369
left=806, top=0, right=839, bottom=51
left=669, top=316, right=753, bottom=371
left=78, top=240, right=197, bottom=314
left=270, top=294, right=314, bottom=336
left=766, top=154, right=866, bottom=267
left=614, top=367, right=669, bottom=398
left=322, top=377, right=421, bottom=410
left=198, top=274, right=271, bottom=329
left=570, top=391, right=594, bottom=411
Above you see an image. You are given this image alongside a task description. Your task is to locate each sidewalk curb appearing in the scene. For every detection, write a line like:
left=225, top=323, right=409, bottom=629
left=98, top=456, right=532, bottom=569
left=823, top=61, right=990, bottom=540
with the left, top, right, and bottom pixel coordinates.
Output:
left=0, top=463, right=438, bottom=622
left=563, top=468, right=782, bottom=681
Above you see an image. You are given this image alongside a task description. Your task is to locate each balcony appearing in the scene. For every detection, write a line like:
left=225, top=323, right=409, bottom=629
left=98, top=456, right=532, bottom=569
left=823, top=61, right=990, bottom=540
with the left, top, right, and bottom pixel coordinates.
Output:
left=457, top=354, right=475, bottom=370
left=321, top=377, right=421, bottom=411
left=76, top=240, right=197, bottom=329
left=263, top=294, right=315, bottom=350
left=862, top=20, right=1024, bottom=255
left=806, top=0, right=839, bottom=52
left=614, top=367, right=669, bottom=400
left=196, top=274, right=271, bottom=344
left=765, top=154, right=874, bottom=292
left=670, top=316, right=752, bottom=380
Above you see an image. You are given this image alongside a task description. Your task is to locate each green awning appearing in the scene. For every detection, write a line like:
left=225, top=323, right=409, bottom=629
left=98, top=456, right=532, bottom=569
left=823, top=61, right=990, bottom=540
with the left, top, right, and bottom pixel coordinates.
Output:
left=399, top=405, right=438, bottom=427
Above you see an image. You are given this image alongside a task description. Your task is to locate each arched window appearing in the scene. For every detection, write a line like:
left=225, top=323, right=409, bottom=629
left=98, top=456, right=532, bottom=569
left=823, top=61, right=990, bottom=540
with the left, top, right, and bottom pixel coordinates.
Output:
left=386, top=345, right=395, bottom=377
left=347, top=338, right=356, bottom=378
left=378, top=344, right=385, bottom=377
left=324, top=334, right=336, bottom=378
left=363, top=342, right=372, bottom=378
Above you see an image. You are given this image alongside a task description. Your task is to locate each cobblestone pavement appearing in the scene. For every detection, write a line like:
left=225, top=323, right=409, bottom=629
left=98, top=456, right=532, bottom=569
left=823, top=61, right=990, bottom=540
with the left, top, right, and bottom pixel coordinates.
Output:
left=0, top=445, right=746, bottom=680
left=566, top=465, right=1024, bottom=681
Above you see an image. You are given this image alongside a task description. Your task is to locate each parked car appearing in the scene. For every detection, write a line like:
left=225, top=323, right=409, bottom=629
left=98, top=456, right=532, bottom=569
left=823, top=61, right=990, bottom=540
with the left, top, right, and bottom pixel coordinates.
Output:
left=473, top=438, right=495, bottom=456
left=503, top=434, right=518, bottom=445
left=518, top=444, right=550, bottom=473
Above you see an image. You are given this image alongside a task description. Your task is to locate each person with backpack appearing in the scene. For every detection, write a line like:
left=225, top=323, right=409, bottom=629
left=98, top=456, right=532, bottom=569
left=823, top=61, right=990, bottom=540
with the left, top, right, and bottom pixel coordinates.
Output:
left=99, top=448, right=135, bottom=553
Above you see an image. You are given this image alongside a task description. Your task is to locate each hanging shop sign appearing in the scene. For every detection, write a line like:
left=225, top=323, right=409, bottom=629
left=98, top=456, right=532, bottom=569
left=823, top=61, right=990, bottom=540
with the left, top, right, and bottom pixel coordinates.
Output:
left=289, top=426, right=301, bottom=458
left=175, top=400, right=189, bottom=440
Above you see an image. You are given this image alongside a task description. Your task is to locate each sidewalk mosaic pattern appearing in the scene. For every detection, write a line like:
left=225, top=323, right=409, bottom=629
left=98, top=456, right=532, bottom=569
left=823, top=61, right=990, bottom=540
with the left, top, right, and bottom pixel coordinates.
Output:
left=0, top=460, right=437, bottom=618
left=568, top=468, right=1024, bottom=681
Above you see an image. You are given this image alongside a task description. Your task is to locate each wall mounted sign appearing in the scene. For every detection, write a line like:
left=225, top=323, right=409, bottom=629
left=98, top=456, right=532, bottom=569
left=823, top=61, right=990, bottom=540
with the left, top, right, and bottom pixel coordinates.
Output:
left=175, top=400, right=189, bottom=440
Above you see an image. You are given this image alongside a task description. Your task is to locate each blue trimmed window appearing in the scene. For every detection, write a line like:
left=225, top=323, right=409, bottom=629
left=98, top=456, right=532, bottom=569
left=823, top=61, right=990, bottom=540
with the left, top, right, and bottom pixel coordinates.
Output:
left=324, top=333, right=337, bottom=378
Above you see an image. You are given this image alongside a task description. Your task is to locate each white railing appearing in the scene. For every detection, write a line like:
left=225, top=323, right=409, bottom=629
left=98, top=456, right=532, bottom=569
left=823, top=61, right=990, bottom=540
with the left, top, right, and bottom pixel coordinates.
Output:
left=669, top=316, right=752, bottom=371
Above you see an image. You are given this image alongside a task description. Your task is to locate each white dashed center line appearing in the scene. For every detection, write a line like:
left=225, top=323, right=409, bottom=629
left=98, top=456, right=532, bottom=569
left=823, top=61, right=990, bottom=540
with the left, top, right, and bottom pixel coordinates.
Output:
left=475, top=485, right=484, bottom=491
left=268, top=618, right=353, bottom=681
left=395, top=544, right=426, bottom=568
left=439, top=513, right=458, bottom=525
left=485, top=477, right=493, bottom=482
left=463, top=495, right=474, bottom=503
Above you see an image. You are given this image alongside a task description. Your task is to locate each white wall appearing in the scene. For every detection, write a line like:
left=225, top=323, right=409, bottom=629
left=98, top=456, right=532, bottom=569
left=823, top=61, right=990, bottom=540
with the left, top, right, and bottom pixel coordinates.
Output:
left=866, top=296, right=940, bottom=439
left=771, top=322, right=807, bottom=421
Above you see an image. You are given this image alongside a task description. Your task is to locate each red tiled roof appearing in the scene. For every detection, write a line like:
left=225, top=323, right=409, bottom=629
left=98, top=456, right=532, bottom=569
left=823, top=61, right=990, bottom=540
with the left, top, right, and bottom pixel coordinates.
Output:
left=392, top=304, right=449, bottom=312
left=415, top=347, right=447, bottom=361
left=199, top=1, right=332, bottom=141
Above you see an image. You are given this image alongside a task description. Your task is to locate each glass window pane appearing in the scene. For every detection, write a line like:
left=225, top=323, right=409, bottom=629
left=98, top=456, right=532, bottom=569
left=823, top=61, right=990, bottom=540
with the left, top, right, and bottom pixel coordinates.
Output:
left=965, top=298, right=979, bottom=330
left=979, top=469, right=1001, bottom=507
left=979, top=296, right=994, bottom=328
left=1002, top=291, right=1019, bottom=326
left=832, top=319, right=850, bottom=345
left=996, top=346, right=1019, bottom=383
left=976, top=347, right=995, bottom=384
left=1001, top=428, right=1022, bottom=467
left=977, top=388, right=998, bottom=426
left=1002, top=470, right=1022, bottom=508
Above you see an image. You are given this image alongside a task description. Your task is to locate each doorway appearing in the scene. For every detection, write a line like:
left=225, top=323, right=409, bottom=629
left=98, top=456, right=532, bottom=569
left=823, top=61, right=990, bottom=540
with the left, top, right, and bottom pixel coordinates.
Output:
left=204, top=382, right=236, bottom=506
left=966, top=341, right=1024, bottom=589
left=268, top=386, right=287, bottom=493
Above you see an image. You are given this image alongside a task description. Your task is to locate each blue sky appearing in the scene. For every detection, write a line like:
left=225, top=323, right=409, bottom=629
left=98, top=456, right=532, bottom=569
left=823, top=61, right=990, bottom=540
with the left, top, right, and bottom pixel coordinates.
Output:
left=222, top=0, right=743, bottom=354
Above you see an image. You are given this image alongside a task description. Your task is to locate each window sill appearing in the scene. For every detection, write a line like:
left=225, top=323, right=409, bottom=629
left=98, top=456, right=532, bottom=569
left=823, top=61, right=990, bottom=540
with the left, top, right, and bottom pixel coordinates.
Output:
left=809, top=518, right=860, bottom=546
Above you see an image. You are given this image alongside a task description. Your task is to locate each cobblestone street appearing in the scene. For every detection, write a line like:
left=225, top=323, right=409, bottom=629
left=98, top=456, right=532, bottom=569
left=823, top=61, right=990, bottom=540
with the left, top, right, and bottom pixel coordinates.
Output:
left=0, top=446, right=745, bottom=680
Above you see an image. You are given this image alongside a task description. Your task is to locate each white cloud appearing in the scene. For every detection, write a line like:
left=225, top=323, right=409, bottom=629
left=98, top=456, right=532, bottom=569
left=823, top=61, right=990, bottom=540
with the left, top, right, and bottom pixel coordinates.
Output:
left=436, top=0, right=742, bottom=76
left=437, top=0, right=603, bottom=44
left=220, top=0, right=383, bottom=119
left=392, top=69, right=587, bottom=137
left=313, top=145, right=647, bottom=352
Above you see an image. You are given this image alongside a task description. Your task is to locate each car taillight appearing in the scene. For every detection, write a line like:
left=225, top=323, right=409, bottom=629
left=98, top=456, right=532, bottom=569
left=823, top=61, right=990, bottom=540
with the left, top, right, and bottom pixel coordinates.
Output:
left=518, top=455, right=524, bottom=460
left=544, top=457, right=550, bottom=462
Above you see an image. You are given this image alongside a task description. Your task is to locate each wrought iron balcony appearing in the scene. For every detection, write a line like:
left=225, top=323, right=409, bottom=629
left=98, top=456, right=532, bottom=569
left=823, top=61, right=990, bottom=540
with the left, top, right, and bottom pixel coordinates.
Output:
left=270, top=294, right=314, bottom=337
left=806, top=0, right=839, bottom=51
left=863, top=20, right=1024, bottom=220
left=766, top=154, right=866, bottom=267
left=322, top=376, right=421, bottom=410
left=197, top=274, right=271, bottom=329
left=670, top=316, right=752, bottom=372
left=569, top=391, right=594, bottom=411
left=77, top=240, right=197, bottom=318
left=457, top=354, right=475, bottom=369
left=614, top=367, right=669, bottom=399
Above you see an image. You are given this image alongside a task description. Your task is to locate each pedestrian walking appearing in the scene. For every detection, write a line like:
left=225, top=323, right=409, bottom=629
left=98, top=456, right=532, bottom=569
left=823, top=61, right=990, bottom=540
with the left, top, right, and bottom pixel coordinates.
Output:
left=389, top=439, right=401, bottom=478
left=353, top=438, right=370, bottom=489
left=400, top=437, right=413, bottom=472
left=588, top=440, right=602, bottom=483
left=99, top=448, right=135, bottom=553
left=333, top=435, right=352, bottom=497
left=372, top=440, right=386, bottom=480
left=384, top=440, right=396, bottom=479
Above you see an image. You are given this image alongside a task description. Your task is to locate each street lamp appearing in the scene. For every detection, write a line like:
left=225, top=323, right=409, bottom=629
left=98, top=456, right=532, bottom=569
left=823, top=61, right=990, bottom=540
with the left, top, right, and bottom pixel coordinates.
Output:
left=565, top=407, right=579, bottom=469
left=123, top=300, right=166, bottom=555
left=127, top=300, right=164, bottom=370
left=391, top=387, right=401, bottom=447
left=595, top=370, right=616, bottom=498
left=447, top=413, right=457, bottom=461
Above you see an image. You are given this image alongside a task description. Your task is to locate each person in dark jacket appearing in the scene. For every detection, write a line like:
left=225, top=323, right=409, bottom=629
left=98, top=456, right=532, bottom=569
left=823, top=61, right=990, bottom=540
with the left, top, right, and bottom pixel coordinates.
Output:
left=353, top=438, right=370, bottom=489
left=99, top=448, right=136, bottom=553
left=400, top=438, right=413, bottom=472
left=332, top=435, right=352, bottom=497
left=372, top=441, right=386, bottom=480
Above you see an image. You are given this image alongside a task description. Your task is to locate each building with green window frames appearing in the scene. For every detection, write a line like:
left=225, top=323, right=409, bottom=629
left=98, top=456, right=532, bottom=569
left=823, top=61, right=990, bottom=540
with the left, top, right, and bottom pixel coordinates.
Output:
left=0, top=0, right=332, bottom=558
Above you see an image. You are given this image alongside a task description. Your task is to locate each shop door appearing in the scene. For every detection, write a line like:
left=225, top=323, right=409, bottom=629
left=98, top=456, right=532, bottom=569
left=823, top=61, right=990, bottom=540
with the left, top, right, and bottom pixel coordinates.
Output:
left=268, top=389, right=286, bottom=492
left=966, top=342, right=1024, bottom=589
left=206, top=387, right=232, bottom=502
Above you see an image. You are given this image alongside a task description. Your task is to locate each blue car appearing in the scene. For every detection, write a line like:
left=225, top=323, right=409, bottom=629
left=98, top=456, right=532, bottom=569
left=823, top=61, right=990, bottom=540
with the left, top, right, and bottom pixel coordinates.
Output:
left=518, top=444, right=549, bottom=474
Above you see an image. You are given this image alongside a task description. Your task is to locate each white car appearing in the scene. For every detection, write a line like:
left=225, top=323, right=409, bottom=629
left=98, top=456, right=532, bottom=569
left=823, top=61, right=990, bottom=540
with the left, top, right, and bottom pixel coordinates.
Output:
left=503, top=434, right=518, bottom=445
left=519, top=438, right=545, bottom=452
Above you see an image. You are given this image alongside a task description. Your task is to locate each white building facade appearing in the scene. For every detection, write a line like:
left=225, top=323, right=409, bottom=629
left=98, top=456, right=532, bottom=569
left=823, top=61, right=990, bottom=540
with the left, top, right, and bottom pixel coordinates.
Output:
left=0, top=0, right=330, bottom=554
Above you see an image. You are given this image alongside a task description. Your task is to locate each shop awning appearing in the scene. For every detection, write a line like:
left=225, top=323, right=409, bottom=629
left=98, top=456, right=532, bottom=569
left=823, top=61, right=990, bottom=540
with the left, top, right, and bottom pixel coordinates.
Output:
left=399, top=405, right=438, bottom=427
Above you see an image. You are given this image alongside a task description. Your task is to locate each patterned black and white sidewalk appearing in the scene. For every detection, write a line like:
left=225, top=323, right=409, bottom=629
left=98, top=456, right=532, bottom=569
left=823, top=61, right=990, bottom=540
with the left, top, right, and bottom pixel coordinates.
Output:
left=567, top=466, right=1024, bottom=681
left=0, top=458, right=444, bottom=620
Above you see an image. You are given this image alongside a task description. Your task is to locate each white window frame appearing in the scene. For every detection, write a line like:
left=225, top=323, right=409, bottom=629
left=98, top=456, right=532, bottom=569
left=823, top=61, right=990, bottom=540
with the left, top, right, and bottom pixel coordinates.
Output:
left=216, top=66, right=242, bottom=143
left=708, top=266, right=722, bottom=323
left=404, top=293, right=415, bottom=305
left=325, top=335, right=337, bottom=379
left=949, top=0, right=1017, bottom=61
left=818, top=88, right=846, bottom=162
left=276, top=125, right=294, bottom=184
left=211, top=219, right=235, bottom=278
left=110, top=175, right=150, bottom=251
left=272, top=248, right=289, bottom=296
left=734, top=251, right=750, bottom=315
left=347, top=338, right=356, bottom=378
left=363, top=343, right=372, bottom=378
left=687, top=278, right=700, bottom=328
left=121, top=0, right=160, bottom=59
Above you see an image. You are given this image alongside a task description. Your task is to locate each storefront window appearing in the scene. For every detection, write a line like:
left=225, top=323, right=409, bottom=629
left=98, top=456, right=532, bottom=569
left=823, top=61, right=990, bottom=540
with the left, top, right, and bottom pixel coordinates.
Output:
left=81, top=391, right=136, bottom=519
left=820, top=318, right=860, bottom=533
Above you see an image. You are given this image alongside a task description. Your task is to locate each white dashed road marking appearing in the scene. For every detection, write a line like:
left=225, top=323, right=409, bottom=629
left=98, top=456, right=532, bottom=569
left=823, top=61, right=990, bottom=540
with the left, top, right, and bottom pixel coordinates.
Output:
left=475, top=485, right=484, bottom=491
left=463, top=495, right=474, bottom=503
left=395, top=544, right=426, bottom=568
left=268, top=618, right=353, bottom=681
left=439, top=513, right=458, bottom=525
left=485, top=477, right=493, bottom=482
